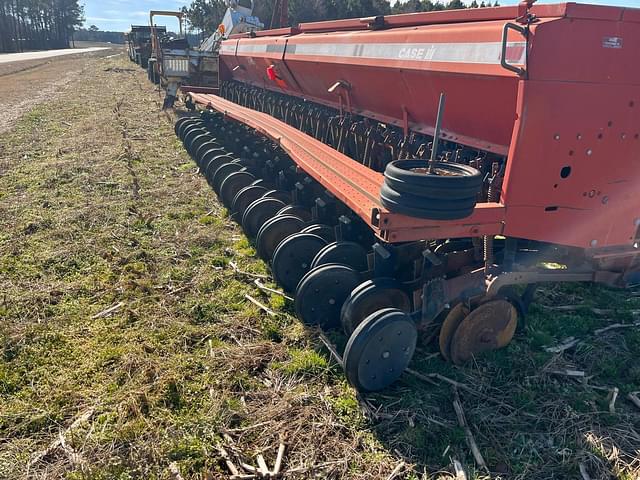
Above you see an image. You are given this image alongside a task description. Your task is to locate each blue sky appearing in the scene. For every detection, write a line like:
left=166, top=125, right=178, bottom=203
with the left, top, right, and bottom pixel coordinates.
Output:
left=82, top=0, right=639, bottom=33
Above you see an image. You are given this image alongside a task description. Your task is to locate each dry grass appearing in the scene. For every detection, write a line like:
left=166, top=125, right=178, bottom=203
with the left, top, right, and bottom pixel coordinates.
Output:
left=0, top=54, right=639, bottom=480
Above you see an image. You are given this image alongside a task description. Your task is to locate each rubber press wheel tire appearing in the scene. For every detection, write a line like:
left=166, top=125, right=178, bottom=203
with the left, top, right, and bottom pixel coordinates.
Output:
left=255, top=214, right=304, bottom=261
left=262, top=189, right=292, bottom=205
left=271, top=233, right=328, bottom=293
left=310, top=241, right=369, bottom=272
left=212, top=163, right=244, bottom=195
left=177, top=120, right=203, bottom=140
left=384, top=160, right=482, bottom=200
left=276, top=205, right=312, bottom=222
left=189, top=134, right=216, bottom=157
left=241, top=197, right=287, bottom=238
left=205, top=155, right=236, bottom=184
left=183, top=128, right=208, bottom=149
left=231, top=185, right=268, bottom=220
left=219, top=171, right=256, bottom=208
left=380, top=184, right=475, bottom=221
left=340, top=278, right=411, bottom=335
left=200, top=149, right=227, bottom=175
left=196, top=144, right=224, bottom=168
left=343, top=308, right=417, bottom=392
left=294, top=264, right=362, bottom=330
left=180, top=122, right=205, bottom=141
left=301, top=224, right=336, bottom=243
left=174, top=117, right=196, bottom=138
left=194, top=138, right=224, bottom=162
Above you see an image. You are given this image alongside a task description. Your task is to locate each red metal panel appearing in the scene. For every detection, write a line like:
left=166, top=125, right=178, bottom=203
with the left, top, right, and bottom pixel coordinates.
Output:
left=528, top=17, right=640, bottom=84
left=502, top=79, right=640, bottom=248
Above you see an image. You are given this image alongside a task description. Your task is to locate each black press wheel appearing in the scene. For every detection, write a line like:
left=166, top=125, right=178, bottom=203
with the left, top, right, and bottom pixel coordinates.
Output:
left=300, top=224, right=336, bottom=243
left=343, top=308, right=417, bottom=392
left=196, top=149, right=227, bottom=176
left=219, top=171, right=256, bottom=208
left=310, top=241, right=369, bottom=272
left=174, top=117, right=196, bottom=138
left=194, top=140, right=221, bottom=162
left=271, top=233, right=328, bottom=293
left=183, top=127, right=208, bottom=149
left=211, top=162, right=243, bottom=194
left=187, top=133, right=215, bottom=156
left=262, top=189, right=292, bottom=204
left=276, top=205, right=312, bottom=222
left=178, top=120, right=203, bottom=140
left=384, top=160, right=482, bottom=199
left=255, top=214, right=304, bottom=261
left=204, top=155, right=236, bottom=184
left=340, top=278, right=411, bottom=335
left=294, top=264, right=362, bottom=329
left=241, top=197, right=287, bottom=238
left=250, top=179, right=275, bottom=190
left=190, top=135, right=216, bottom=158
left=231, top=185, right=268, bottom=220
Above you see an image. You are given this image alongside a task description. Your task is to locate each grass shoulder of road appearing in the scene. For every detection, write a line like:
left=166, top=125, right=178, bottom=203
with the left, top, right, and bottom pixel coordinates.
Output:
left=0, top=54, right=639, bottom=480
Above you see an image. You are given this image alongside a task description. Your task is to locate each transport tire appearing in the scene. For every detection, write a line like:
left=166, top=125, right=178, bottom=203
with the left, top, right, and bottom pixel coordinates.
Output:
left=380, top=184, right=475, bottom=221
left=255, top=215, right=304, bottom=261
left=294, top=264, right=361, bottom=329
left=343, top=308, right=417, bottom=392
left=384, top=160, right=482, bottom=200
left=380, top=184, right=476, bottom=212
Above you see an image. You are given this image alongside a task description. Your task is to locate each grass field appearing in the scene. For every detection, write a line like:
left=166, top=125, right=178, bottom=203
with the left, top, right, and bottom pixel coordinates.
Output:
left=1, top=53, right=639, bottom=480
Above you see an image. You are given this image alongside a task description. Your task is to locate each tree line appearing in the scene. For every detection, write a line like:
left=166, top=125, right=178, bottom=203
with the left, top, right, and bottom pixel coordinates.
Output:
left=0, top=0, right=84, bottom=53
left=185, top=0, right=500, bottom=36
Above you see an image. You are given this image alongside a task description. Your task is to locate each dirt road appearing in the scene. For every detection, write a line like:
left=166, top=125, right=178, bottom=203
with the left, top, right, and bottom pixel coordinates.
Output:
left=0, top=46, right=110, bottom=64
left=0, top=47, right=120, bottom=134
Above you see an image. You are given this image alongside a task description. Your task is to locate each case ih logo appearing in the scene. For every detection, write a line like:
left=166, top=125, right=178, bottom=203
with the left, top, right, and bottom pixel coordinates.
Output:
left=602, top=37, right=623, bottom=49
left=398, top=46, right=436, bottom=61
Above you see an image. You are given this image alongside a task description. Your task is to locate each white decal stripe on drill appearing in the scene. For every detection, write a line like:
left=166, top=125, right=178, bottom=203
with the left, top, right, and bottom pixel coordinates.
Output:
left=229, top=41, right=526, bottom=65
